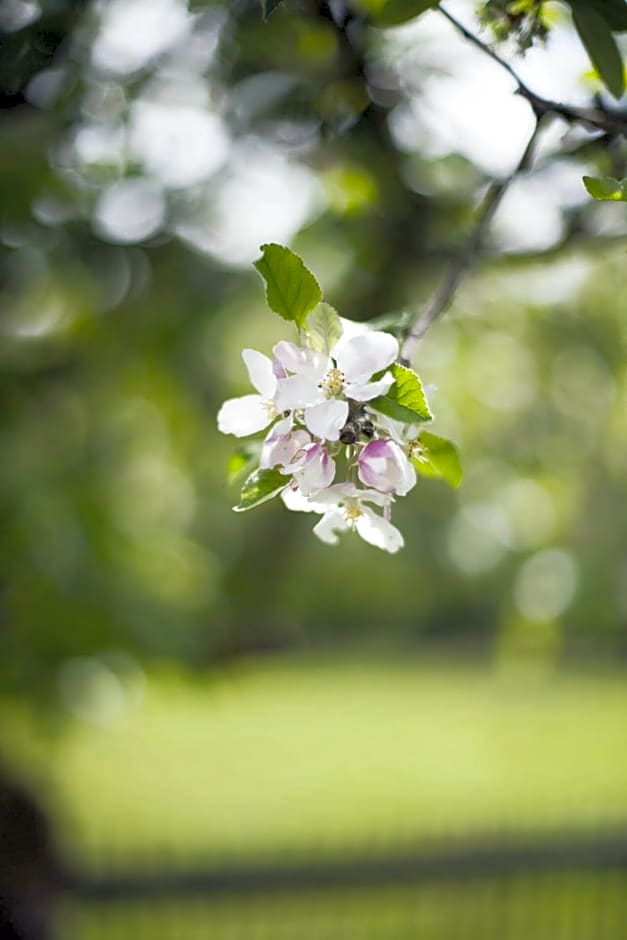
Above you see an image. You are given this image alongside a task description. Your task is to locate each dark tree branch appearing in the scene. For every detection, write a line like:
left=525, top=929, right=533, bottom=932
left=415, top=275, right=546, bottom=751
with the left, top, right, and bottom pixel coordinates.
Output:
left=438, top=6, right=627, bottom=137
left=399, top=5, right=627, bottom=355
left=313, top=0, right=624, bottom=349
left=422, top=227, right=627, bottom=270
left=401, top=117, right=544, bottom=357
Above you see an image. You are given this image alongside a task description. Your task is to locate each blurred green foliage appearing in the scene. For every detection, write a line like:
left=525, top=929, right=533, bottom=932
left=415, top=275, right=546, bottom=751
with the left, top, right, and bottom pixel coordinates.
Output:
left=0, top=0, right=625, bottom=708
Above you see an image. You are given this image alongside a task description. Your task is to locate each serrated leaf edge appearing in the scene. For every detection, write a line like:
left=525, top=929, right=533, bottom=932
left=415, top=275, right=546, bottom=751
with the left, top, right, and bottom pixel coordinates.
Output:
left=254, top=243, right=322, bottom=328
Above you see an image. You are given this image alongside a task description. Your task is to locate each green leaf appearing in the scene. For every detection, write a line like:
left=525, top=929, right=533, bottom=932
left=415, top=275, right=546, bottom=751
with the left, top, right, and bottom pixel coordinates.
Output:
left=410, top=432, right=462, bottom=489
left=571, top=2, right=625, bottom=98
left=370, top=363, right=432, bottom=424
left=373, top=0, right=440, bottom=27
left=260, top=0, right=283, bottom=19
left=307, top=302, right=343, bottom=354
left=591, top=0, right=627, bottom=32
left=253, top=244, right=322, bottom=329
left=227, top=444, right=260, bottom=484
left=583, top=175, right=627, bottom=201
left=234, top=467, right=288, bottom=512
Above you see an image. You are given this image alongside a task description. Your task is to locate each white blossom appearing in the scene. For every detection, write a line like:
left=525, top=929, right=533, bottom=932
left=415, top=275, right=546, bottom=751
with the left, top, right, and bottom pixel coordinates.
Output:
left=282, top=483, right=404, bottom=554
left=273, top=331, right=398, bottom=441
left=213, top=236, right=462, bottom=555
left=217, top=348, right=285, bottom=437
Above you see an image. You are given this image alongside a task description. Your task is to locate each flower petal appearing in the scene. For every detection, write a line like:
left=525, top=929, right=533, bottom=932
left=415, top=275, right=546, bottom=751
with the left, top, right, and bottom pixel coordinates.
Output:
left=358, top=439, right=416, bottom=495
left=372, top=414, right=419, bottom=444
left=335, top=317, right=371, bottom=344
left=242, top=349, right=277, bottom=399
left=309, top=482, right=390, bottom=507
left=313, top=508, right=350, bottom=545
left=334, top=331, right=399, bottom=384
left=356, top=488, right=392, bottom=507
left=304, top=482, right=353, bottom=505
left=356, top=507, right=404, bottom=553
left=275, top=374, right=322, bottom=411
left=304, top=400, right=348, bottom=441
left=288, top=443, right=335, bottom=495
left=346, top=371, right=395, bottom=402
left=281, top=486, right=325, bottom=514
left=273, top=341, right=329, bottom=381
left=273, top=359, right=288, bottom=381
left=267, top=415, right=293, bottom=439
left=395, top=455, right=416, bottom=496
left=217, top=394, right=271, bottom=437
left=260, top=428, right=309, bottom=469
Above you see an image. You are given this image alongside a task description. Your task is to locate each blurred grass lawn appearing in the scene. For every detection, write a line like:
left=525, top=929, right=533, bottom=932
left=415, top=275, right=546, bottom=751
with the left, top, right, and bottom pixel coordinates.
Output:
left=3, top=657, right=627, bottom=869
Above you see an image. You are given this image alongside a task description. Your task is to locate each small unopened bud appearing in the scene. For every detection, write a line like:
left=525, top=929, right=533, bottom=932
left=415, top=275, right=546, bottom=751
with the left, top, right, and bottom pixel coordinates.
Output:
left=339, top=421, right=360, bottom=445
left=359, top=418, right=375, bottom=439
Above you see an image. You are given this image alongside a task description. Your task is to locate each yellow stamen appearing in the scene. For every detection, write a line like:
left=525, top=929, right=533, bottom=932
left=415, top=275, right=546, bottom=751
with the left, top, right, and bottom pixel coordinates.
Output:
left=408, top=440, right=427, bottom=463
left=344, top=500, right=362, bottom=524
left=320, top=368, right=345, bottom=398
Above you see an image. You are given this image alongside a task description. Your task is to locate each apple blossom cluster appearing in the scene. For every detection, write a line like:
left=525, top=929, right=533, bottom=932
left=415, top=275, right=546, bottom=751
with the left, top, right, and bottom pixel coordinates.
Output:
left=217, top=244, right=461, bottom=554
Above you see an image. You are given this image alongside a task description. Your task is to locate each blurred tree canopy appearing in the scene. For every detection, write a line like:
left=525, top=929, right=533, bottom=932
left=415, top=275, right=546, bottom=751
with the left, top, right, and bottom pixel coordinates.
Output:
left=0, top=0, right=625, bottom=704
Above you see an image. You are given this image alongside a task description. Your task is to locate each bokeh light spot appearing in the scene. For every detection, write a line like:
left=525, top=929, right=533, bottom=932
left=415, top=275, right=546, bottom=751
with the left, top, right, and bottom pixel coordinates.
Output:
left=514, top=549, right=578, bottom=622
left=94, top=179, right=165, bottom=243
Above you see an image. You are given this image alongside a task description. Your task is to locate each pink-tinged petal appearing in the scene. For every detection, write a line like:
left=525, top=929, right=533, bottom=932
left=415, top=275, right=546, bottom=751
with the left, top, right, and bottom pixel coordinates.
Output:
left=313, top=508, right=350, bottom=545
left=281, top=440, right=315, bottom=473
left=333, top=331, right=398, bottom=384
left=260, top=429, right=309, bottom=470
left=217, top=394, right=271, bottom=437
left=346, top=371, right=394, bottom=402
left=275, top=374, right=322, bottom=411
left=273, top=359, right=288, bottom=381
left=359, top=457, right=387, bottom=488
left=356, top=507, right=404, bottom=553
left=304, top=399, right=348, bottom=441
left=358, top=439, right=390, bottom=490
left=273, top=341, right=329, bottom=381
left=242, top=349, right=277, bottom=399
left=289, top=443, right=335, bottom=495
left=358, top=439, right=416, bottom=495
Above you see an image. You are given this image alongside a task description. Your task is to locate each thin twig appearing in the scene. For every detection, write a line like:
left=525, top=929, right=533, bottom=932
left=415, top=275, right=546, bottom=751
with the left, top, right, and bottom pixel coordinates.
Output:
left=438, top=6, right=627, bottom=137
left=400, top=4, right=627, bottom=356
left=401, top=117, right=543, bottom=358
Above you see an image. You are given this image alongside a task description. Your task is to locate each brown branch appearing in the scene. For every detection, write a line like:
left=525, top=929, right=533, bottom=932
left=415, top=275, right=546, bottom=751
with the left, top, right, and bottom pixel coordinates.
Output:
left=438, top=6, right=627, bottom=137
left=401, top=117, right=544, bottom=357
left=399, top=5, right=626, bottom=356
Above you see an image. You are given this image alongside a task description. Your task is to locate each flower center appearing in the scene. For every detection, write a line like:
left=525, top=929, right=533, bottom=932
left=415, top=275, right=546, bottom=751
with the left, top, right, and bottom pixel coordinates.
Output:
left=264, top=401, right=280, bottom=421
left=320, top=368, right=345, bottom=398
left=344, top=499, right=363, bottom=524
left=408, top=440, right=427, bottom=463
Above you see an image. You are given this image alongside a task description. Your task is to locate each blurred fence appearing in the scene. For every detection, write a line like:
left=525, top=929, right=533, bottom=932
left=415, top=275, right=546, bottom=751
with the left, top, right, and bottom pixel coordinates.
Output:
left=54, top=826, right=627, bottom=940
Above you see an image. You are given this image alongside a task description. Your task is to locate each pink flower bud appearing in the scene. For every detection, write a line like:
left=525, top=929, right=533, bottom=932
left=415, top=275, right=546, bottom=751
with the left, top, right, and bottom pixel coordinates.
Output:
left=357, top=439, right=416, bottom=496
